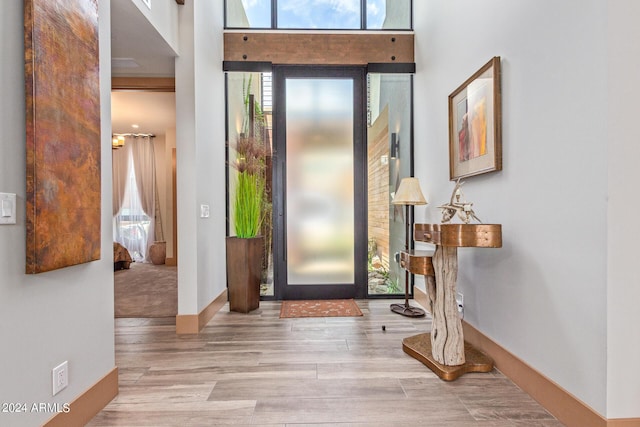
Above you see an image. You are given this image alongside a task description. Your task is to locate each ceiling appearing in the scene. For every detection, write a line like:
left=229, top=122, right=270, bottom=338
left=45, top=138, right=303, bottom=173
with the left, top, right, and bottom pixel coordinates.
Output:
left=110, top=0, right=177, bottom=137
left=111, top=91, right=176, bottom=136
left=111, top=0, right=177, bottom=78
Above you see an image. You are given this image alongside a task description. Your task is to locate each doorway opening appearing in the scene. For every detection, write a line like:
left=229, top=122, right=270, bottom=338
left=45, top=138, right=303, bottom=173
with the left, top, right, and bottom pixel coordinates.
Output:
left=111, top=87, right=178, bottom=318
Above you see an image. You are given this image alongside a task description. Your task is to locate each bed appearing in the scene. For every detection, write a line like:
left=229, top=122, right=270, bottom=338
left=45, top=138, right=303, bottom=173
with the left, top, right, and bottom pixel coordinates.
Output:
left=113, top=242, right=133, bottom=270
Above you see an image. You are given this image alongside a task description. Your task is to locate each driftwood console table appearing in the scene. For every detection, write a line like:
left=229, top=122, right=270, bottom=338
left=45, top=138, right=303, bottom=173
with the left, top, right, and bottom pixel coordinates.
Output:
left=401, top=223, right=502, bottom=381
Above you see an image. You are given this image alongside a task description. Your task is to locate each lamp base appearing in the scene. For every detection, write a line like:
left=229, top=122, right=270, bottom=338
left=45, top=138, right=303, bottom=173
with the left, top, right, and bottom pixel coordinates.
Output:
left=390, top=303, right=426, bottom=318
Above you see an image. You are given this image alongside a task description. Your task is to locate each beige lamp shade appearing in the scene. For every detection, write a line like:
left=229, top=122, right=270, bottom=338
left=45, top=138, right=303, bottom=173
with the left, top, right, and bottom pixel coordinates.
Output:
left=392, top=177, right=427, bottom=205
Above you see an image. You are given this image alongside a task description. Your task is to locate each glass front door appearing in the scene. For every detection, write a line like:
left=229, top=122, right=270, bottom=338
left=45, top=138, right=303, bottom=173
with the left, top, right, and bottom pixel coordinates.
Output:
left=273, top=67, right=367, bottom=300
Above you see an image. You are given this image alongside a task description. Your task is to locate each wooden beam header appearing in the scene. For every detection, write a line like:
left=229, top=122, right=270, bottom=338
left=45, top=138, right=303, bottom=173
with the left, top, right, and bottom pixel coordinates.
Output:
left=224, top=31, right=414, bottom=66
left=112, top=77, right=175, bottom=92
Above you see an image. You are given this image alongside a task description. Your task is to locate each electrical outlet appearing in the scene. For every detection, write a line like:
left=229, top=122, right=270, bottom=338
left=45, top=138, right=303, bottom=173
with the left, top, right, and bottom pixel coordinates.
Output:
left=456, top=292, right=464, bottom=318
left=52, top=361, right=68, bottom=396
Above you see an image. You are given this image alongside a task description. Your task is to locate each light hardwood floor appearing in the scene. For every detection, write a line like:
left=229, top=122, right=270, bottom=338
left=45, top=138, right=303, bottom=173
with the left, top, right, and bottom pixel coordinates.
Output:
left=88, top=300, right=564, bottom=426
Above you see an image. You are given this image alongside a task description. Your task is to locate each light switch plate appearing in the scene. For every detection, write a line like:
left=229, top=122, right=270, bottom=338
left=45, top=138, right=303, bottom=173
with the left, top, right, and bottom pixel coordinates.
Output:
left=200, top=204, right=210, bottom=218
left=0, top=193, right=16, bottom=224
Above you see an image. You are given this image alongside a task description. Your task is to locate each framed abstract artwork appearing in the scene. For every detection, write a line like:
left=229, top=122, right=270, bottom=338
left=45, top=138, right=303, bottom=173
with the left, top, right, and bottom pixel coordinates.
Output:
left=24, top=0, right=101, bottom=273
left=448, top=56, right=502, bottom=180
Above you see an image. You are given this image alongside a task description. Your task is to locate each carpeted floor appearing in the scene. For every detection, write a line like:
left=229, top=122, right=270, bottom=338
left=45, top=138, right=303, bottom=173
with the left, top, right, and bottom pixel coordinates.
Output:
left=279, top=299, right=363, bottom=318
left=114, top=262, right=177, bottom=318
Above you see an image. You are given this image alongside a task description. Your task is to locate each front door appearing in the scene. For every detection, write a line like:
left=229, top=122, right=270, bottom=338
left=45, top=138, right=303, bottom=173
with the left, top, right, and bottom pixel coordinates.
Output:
left=273, top=66, right=367, bottom=300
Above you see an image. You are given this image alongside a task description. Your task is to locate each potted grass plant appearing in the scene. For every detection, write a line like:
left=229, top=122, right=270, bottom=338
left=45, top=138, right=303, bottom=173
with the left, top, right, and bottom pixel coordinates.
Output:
left=233, top=136, right=265, bottom=238
left=226, top=134, right=267, bottom=313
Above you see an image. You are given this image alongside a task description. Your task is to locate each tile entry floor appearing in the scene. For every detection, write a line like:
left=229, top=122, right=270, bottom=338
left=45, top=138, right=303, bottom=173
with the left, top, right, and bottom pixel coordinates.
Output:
left=88, top=300, right=564, bottom=426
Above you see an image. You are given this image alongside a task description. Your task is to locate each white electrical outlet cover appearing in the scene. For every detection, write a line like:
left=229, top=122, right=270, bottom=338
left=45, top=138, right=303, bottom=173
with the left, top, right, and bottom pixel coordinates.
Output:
left=52, top=361, right=68, bottom=396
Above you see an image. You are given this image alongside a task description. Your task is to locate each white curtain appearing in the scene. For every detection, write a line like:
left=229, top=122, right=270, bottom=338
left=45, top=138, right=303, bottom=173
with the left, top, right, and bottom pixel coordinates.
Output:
left=130, top=135, right=157, bottom=259
left=113, top=135, right=157, bottom=262
left=112, top=142, right=131, bottom=216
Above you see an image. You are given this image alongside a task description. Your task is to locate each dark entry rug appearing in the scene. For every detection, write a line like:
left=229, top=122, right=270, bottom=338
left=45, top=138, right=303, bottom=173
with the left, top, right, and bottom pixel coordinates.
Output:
left=279, top=299, right=363, bottom=318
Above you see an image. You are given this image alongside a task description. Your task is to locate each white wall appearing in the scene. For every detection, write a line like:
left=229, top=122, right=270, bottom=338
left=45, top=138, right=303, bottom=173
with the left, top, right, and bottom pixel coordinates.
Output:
left=164, top=127, right=176, bottom=258
left=0, top=1, right=115, bottom=426
left=194, top=1, right=227, bottom=310
left=176, top=1, right=227, bottom=314
left=130, top=0, right=180, bottom=54
left=226, top=0, right=249, bottom=27
left=606, top=0, right=640, bottom=419
left=414, top=0, right=609, bottom=416
left=176, top=0, right=198, bottom=314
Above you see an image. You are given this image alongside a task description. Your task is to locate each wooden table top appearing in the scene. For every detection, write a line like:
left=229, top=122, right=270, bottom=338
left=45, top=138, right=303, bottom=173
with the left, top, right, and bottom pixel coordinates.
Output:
left=414, top=223, right=502, bottom=248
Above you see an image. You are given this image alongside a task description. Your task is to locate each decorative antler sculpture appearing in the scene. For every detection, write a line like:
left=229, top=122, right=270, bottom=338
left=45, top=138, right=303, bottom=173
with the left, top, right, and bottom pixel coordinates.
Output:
left=437, top=179, right=482, bottom=224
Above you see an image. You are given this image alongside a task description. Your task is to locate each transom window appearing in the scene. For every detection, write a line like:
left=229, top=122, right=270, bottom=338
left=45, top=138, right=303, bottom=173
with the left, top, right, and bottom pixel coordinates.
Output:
left=225, top=0, right=412, bottom=30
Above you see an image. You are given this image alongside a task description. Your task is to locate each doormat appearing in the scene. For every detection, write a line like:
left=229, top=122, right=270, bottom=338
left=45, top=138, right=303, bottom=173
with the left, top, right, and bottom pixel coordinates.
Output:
left=279, top=299, right=363, bottom=318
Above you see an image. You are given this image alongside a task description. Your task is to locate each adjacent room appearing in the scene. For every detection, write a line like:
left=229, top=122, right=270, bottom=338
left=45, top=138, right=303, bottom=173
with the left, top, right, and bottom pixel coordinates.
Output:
left=110, top=90, right=178, bottom=318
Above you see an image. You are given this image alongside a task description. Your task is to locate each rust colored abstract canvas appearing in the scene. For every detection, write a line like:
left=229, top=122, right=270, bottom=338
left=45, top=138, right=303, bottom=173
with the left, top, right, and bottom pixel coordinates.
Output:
left=24, top=0, right=101, bottom=273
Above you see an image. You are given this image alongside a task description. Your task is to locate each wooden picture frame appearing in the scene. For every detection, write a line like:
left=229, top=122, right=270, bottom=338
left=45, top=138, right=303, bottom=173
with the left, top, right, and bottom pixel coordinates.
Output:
left=448, top=56, right=502, bottom=180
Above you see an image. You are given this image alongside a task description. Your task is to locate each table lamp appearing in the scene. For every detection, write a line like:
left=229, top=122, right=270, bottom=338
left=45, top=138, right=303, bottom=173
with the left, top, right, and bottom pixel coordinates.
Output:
left=391, top=177, right=427, bottom=317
